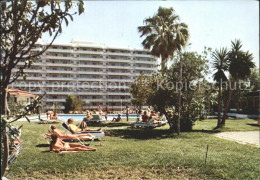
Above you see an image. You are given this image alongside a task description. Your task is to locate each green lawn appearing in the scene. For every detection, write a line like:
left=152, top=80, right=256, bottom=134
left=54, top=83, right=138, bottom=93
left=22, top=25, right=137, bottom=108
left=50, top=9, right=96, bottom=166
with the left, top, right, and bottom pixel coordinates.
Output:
left=5, top=118, right=260, bottom=179
left=194, top=118, right=259, bottom=132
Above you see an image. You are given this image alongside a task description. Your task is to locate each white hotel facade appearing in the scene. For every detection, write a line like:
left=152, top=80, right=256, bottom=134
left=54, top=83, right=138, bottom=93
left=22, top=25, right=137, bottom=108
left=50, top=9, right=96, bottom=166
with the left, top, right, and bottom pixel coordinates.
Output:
left=11, top=41, right=157, bottom=111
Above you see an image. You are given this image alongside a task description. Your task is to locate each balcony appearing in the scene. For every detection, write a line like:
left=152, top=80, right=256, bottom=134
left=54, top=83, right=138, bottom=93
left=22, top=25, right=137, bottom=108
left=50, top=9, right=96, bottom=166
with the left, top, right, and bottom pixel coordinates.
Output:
left=76, top=50, right=104, bottom=55
left=45, top=55, right=73, bottom=60
left=46, top=77, right=75, bottom=81
left=133, top=53, right=152, bottom=58
left=77, top=57, right=103, bottom=61
left=105, top=58, right=131, bottom=63
left=45, top=63, right=75, bottom=67
left=106, top=71, right=132, bottom=76
left=46, top=70, right=73, bottom=74
left=106, top=65, right=131, bottom=69
left=105, top=51, right=131, bottom=57
left=134, top=60, right=157, bottom=65
left=47, top=49, right=73, bottom=53
left=133, top=66, right=155, bottom=71
left=77, top=71, right=104, bottom=75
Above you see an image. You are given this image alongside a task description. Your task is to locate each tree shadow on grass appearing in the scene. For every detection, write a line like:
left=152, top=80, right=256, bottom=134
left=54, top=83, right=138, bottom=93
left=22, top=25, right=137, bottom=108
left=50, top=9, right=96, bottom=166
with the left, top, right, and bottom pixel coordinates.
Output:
left=87, top=122, right=129, bottom=128
left=191, top=129, right=221, bottom=134
left=110, top=128, right=175, bottom=140
left=36, top=144, right=49, bottom=148
left=246, top=123, right=260, bottom=127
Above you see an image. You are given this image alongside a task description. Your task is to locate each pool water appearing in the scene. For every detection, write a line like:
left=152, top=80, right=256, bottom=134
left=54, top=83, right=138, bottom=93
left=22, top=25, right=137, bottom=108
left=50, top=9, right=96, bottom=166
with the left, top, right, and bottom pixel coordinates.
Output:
left=57, top=114, right=137, bottom=121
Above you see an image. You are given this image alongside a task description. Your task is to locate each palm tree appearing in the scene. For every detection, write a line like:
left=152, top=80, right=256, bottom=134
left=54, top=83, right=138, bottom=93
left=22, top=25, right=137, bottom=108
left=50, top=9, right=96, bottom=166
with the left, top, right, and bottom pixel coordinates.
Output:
left=212, top=48, right=229, bottom=128
left=138, top=7, right=189, bottom=72
left=221, top=39, right=255, bottom=126
left=138, top=7, right=189, bottom=135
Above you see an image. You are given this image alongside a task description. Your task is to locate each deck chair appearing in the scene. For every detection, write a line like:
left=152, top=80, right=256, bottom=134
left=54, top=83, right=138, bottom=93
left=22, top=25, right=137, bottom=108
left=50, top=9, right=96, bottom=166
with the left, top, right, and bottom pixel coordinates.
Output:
left=130, top=115, right=168, bottom=129
left=87, top=114, right=105, bottom=124
left=8, top=139, right=23, bottom=164
left=61, top=123, right=105, bottom=140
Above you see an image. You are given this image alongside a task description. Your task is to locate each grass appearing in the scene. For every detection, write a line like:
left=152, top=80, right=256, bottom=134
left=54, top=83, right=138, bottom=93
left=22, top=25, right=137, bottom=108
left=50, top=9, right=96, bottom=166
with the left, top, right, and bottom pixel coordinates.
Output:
left=5, top=118, right=260, bottom=179
left=194, top=118, right=259, bottom=132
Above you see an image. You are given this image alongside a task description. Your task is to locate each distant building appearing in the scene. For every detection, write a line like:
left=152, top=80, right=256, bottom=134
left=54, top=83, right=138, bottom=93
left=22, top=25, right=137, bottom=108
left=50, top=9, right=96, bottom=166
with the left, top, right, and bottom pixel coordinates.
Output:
left=7, top=88, right=36, bottom=106
left=11, top=41, right=157, bottom=111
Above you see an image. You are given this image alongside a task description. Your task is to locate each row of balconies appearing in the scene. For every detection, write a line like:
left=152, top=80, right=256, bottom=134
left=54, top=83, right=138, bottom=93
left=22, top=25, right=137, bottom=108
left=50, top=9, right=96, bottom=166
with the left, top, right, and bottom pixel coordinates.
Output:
left=45, top=48, right=152, bottom=58
left=44, top=98, right=131, bottom=103
left=29, top=91, right=131, bottom=96
left=44, top=55, right=155, bottom=62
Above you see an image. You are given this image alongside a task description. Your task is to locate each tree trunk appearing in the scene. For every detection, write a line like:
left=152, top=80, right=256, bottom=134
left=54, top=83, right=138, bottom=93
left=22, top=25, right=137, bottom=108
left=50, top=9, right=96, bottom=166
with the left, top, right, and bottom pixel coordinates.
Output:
left=217, top=84, right=222, bottom=128
left=177, top=63, right=182, bottom=135
left=221, top=89, right=233, bottom=126
left=1, top=87, right=7, bottom=115
left=221, top=81, right=236, bottom=126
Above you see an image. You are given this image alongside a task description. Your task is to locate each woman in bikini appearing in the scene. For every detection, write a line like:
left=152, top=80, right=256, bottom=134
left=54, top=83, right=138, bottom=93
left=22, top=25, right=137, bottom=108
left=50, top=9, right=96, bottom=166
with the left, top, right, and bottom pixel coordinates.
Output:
left=50, top=135, right=96, bottom=152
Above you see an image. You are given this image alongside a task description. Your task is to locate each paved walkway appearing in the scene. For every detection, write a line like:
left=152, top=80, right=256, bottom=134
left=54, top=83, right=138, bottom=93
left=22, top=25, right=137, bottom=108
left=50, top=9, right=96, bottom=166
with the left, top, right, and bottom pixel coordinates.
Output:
left=214, top=131, right=260, bottom=147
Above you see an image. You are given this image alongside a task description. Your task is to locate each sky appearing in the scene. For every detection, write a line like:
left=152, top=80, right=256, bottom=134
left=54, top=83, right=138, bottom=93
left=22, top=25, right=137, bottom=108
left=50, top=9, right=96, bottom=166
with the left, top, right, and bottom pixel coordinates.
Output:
left=41, top=1, right=259, bottom=69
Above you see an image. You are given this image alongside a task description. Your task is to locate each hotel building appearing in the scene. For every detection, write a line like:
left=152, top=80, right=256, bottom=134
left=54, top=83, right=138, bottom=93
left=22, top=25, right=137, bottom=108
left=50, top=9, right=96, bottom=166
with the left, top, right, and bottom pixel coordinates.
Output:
left=11, top=40, right=157, bottom=112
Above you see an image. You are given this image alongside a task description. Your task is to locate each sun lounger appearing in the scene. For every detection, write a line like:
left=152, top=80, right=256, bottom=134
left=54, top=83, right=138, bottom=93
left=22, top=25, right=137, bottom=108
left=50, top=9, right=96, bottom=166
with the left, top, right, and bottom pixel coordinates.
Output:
left=43, top=134, right=92, bottom=145
left=61, top=123, right=105, bottom=140
left=87, top=114, right=105, bottom=124
left=129, top=115, right=168, bottom=129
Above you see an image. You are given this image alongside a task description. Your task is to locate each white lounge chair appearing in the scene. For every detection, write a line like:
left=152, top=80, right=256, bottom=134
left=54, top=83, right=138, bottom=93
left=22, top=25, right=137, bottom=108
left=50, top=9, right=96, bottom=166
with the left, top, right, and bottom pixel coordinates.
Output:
left=129, top=115, right=168, bottom=129
left=61, top=123, right=105, bottom=140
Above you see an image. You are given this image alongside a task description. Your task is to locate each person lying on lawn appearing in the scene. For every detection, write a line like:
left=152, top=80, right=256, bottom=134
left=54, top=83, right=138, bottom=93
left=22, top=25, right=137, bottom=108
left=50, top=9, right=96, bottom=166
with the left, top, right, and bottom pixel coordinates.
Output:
left=50, top=135, right=96, bottom=152
left=67, top=118, right=101, bottom=133
left=50, top=125, right=93, bottom=140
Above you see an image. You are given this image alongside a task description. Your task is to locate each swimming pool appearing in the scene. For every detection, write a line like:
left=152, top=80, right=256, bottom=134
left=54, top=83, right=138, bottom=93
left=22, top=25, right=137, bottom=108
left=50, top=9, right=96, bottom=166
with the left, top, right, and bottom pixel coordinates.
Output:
left=57, top=114, right=137, bottom=121
left=20, top=114, right=137, bottom=121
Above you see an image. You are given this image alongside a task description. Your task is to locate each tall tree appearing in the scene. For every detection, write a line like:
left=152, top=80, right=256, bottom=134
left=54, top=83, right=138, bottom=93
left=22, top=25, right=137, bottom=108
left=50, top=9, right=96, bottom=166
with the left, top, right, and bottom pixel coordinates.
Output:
left=0, top=0, right=84, bottom=114
left=138, top=6, right=189, bottom=135
left=212, top=47, right=229, bottom=128
left=64, top=94, right=84, bottom=113
left=221, top=39, right=255, bottom=126
left=138, top=6, right=189, bottom=72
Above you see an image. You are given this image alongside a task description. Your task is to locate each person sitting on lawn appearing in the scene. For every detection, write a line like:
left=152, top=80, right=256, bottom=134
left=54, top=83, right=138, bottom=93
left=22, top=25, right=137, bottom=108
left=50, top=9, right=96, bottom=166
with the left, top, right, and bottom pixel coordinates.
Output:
left=150, top=112, right=164, bottom=124
left=141, top=111, right=149, bottom=123
left=86, top=111, right=93, bottom=120
left=50, top=135, right=96, bottom=152
left=50, top=125, right=93, bottom=140
left=149, top=111, right=157, bottom=118
left=112, top=114, right=121, bottom=122
left=52, top=111, right=58, bottom=120
left=67, top=118, right=101, bottom=133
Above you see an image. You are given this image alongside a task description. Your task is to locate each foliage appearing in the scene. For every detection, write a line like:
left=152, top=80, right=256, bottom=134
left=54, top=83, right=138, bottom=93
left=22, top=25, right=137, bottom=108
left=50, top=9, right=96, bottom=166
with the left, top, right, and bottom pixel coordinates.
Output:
left=248, top=68, right=260, bottom=91
left=212, top=39, right=255, bottom=127
left=7, top=98, right=24, bottom=116
left=212, top=47, right=229, bottom=127
left=138, top=6, right=189, bottom=71
left=130, top=73, right=155, bottom=109
left=63, top=94, right=84, bottom=113
left=132, top=51, right=210, bottom=132
left=0, top=0, right=85, bottom=114
left=221, top=39, right=255, bottom=126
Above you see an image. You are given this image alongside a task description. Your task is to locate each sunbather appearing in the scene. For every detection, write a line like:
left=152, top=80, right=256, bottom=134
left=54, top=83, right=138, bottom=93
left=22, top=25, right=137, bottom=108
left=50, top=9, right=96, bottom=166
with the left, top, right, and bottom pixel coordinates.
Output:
left=67, top=118, right=101, bottom=133
left=50, top=125, right=93, bottom=140
left=150, top=112, right=164, bottom=124
left=142, top=111, right=149, bottom=122
left=50, top=135, right=96, bottom=152
left=112, top=114, right=121, bottom=122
